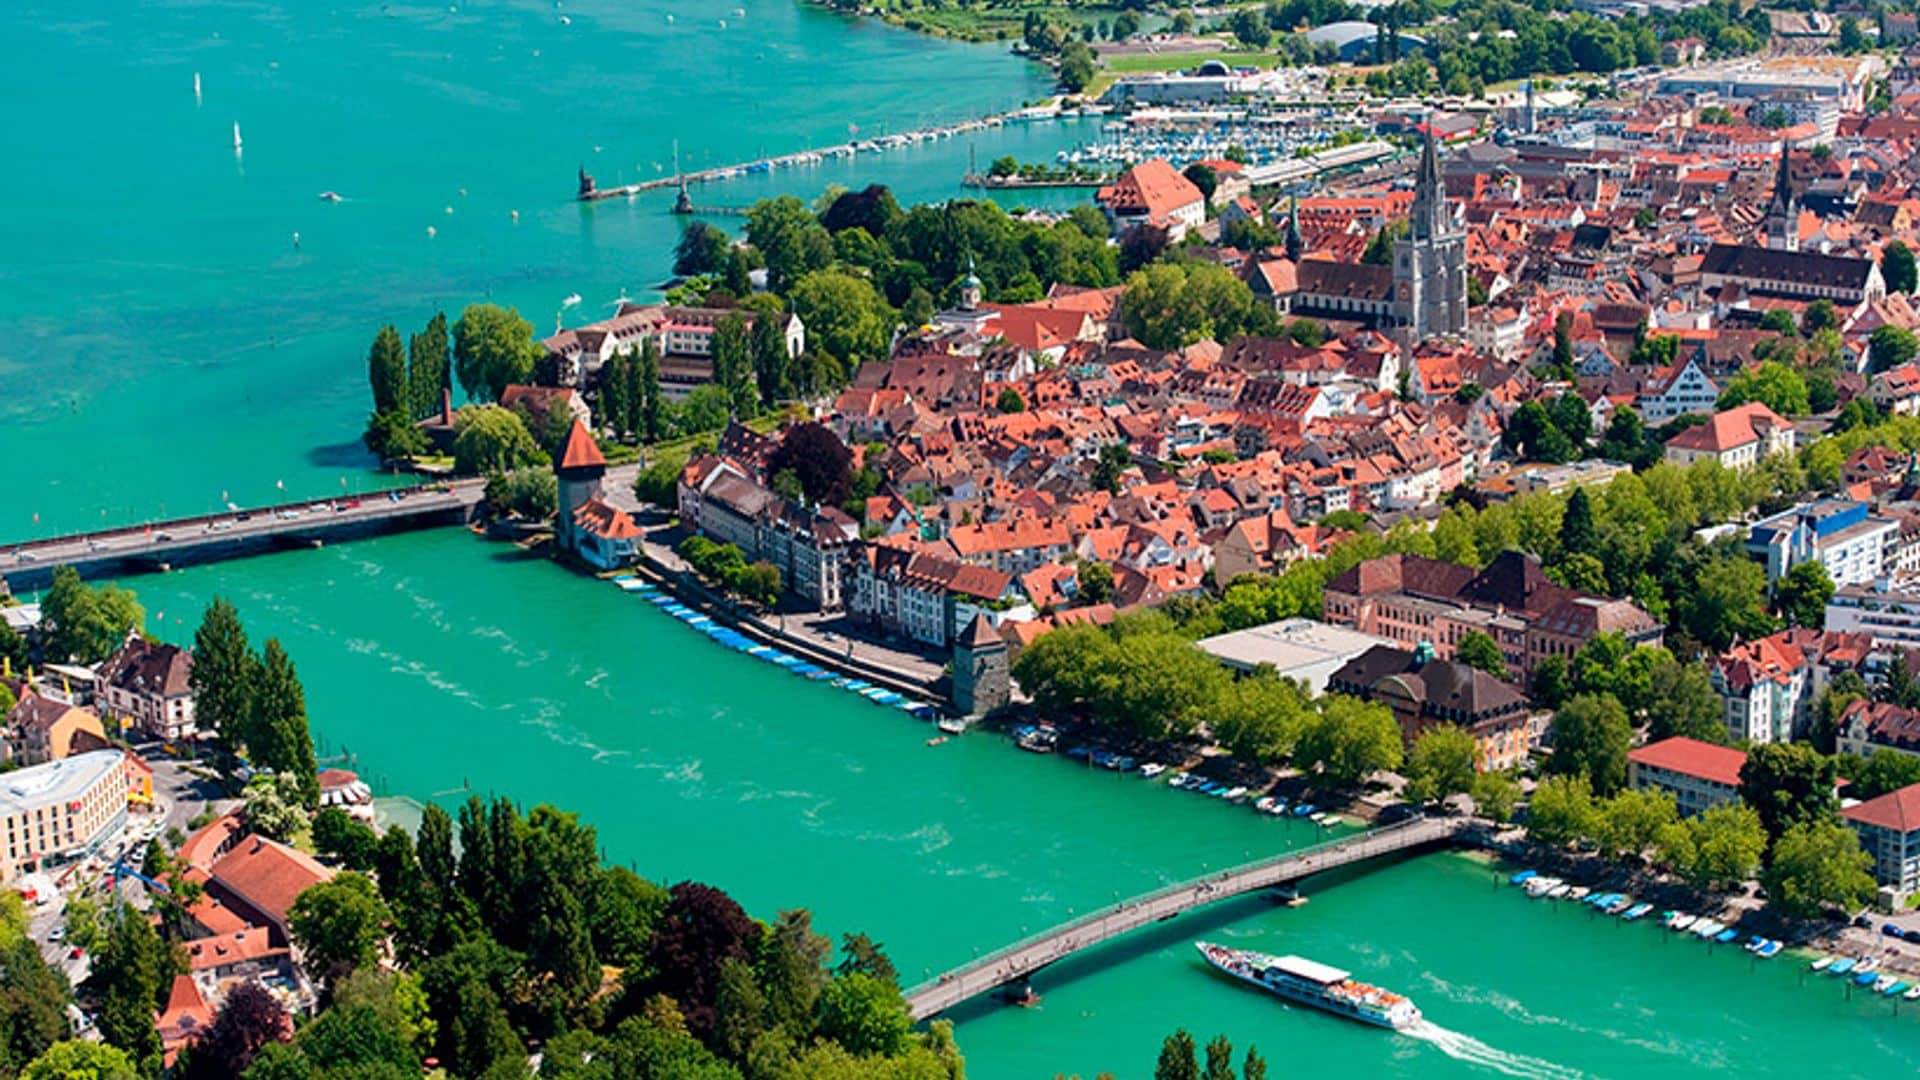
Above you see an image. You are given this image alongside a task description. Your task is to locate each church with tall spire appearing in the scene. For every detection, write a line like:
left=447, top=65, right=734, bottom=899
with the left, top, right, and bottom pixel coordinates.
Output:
left=1764, top=143, right=1798, bottom=252
left=1392, top=122, right=1469, bottom=340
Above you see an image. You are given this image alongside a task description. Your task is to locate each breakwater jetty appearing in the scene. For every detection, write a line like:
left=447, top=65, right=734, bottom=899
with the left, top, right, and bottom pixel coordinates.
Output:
left=574, top=106, right=1069, bottom=203
left=0, top=480, right=485, bottom=592
left=903, top=815, right=1467, bottom=1020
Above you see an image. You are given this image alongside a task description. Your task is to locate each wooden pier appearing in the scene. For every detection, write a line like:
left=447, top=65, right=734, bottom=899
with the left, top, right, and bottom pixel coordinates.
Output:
left=901, top=815, right=1465, bottom=1021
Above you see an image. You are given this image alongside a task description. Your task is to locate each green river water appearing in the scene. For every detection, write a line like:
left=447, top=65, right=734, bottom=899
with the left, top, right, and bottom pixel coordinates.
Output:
left=7, top=0, right=1920, bottom=1075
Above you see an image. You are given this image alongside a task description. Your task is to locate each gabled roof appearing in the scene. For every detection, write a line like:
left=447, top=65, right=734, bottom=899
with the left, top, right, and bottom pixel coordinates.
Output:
left=1844, top=782, right=1920, bottom=834
left=1628, top=736, right=1746, bottom=788
left=1097, top=159, right=1204, bottom=224
left=557, top=418, right=607, bottom=472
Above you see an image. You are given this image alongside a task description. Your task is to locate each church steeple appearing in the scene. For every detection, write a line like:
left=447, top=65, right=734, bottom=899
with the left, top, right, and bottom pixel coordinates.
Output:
left=1766, top=143, right=1798, bottom=252
left=1412, top=118, right=1449, bottom=243
left=1284, top=195, right=1302, bottom=261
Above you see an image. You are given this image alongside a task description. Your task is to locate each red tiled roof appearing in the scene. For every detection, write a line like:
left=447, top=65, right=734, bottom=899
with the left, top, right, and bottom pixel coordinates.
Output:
left=209, top=836, right=335, bottom=926
left=1844, top=782, right=1920, bottom=834
left=558, top=419, right=607, bottom=471
left=1629, top=736, right=1746, bottom=788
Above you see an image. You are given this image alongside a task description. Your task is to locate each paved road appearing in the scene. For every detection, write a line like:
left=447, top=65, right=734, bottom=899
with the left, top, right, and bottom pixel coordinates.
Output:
left=2, top=480, right=484, bottom=576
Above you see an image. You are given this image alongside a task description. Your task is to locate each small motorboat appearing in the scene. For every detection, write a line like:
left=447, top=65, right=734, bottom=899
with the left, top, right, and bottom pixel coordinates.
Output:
left=1670, top=915, right=1698, bottom=932
left=1224, top=786, right=1249, bottom=802
left=1829, top=959, right=1857, bottom=976
left=1904, top=985, right=1920, bottom=1001
left=1692, top=920, right=1724, bottom=938
left=1266, top=799, right=1288, bottom=815
left=1622, top=903, right=1654, bottom=921
left=1254, top=796, right=1276, bottom=813
left=1753, top=940, right=1781, bottom=959
left=925, top=736, right=948, bottom=747
left=319, top=190, right=343, bottom=202
left=1810, top=955, right=1835, bottom=972
left=1546, top=883, right=1572, bottom=899
left=936, top=718, right=966, bottom=736
left=1524, top=877, right=1564, bottom=898
left=1713, top=929, right=1739, bottom=944
left=1566, top=886, right=1591, bottom=901
left=1882, top=979, right=1907, bottom=996
left=1140, top=763, right=1166, bottom=779
left=1606, top=897, right=1635, bottom=916
left=1855, top=956, right=1880, bottom=974
left=1510, top=870, right=1538, bottom=885
left=1855, top=970, right=1880, bottom=987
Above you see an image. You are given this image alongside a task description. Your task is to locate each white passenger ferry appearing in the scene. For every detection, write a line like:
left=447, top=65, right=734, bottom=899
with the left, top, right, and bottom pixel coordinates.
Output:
left=1196, top=942, right=1421, bottom=1031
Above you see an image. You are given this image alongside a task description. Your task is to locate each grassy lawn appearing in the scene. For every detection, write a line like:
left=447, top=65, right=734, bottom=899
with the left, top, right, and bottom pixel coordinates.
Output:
left=856, top=1, right=1135, bottom=42
left=1103, top=49, right=1289, bottom=74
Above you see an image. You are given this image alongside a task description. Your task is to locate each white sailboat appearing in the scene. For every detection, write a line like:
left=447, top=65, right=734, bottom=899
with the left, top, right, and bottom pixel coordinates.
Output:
left=193, top=72, right=202, bottom=104
left=232, top=121, right=243, bottom=150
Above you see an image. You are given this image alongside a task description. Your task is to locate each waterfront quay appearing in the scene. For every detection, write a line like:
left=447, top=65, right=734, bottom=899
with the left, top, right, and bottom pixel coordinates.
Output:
left=0, top=479, right=483, bottom=592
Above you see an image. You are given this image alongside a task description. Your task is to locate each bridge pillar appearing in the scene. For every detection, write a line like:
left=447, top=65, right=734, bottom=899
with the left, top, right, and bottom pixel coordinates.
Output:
left=998, top=977, right=1040, bottom=1009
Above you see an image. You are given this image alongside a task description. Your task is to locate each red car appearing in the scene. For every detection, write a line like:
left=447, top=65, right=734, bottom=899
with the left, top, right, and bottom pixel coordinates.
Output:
left=67, top=947, right=82, bottom=960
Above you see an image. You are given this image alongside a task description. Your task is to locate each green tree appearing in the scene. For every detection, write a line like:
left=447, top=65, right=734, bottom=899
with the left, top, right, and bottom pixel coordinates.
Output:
left=289, top=873, right=392, bottom=986
left=788, top=270, right=892, bottom=373
left=249, top=639, right=318, bottom=806
left=1530, top=655, right=1572, bottom=709
left=91, top=907, right=177, bottom=1074
left=1405, top=724, right=1478, bottom=805
left=1182, top=163, right=1218, bottom=203
left=1803, top=299, right=1838, bottom=336
left=1078, top=561, right=1114, bottom=604
left=1593, top=788, right=1677, bottom=860
left=1058, top=40, right=1098, bottom=92
left=1206, top=669, right=1312, bottom=764
left=1761, top=819, right=1876, bottom=918
left=749, top=310, right=791, bottom=409
left=711, top=313, right=755, bottom=418
left=1156, top=1030, right=1199, bottom=1080
left=1681, top=555, right=1775, bottom=649
left=1871, top=324, right=1919, bottom=373
left=638, top=338, right=665, bottom=441
left=364, top=408, right=427, bottom=461
left=1739, top=743, right=1838, bottom=844
left=1885, top=239, right=1918, bottom=295
left=1454, top=630, right=1508, bottom=679
left=1559, top=488, right=1597, bottom=559
left=367, top=324, right=408, bottom=416
left=452, top=303, right=541, bottom=402
left=1775, top=560, right=1834, bottom=628
left=1547, top=693, right=1632, bottom=795
left=21, top=1042, right=136, bottom=1080
left=241, top=774, right=305, bottom=842
left=1231, top=8, right=1273, bottom=46
left=1665, top=801, right=1766, bottom=890
left=1203, top=1034, right=1234, bottom=1080
left=1243, top=1045, right=1267, bottom=1080
left=1842, top=748, right=1920, bottom=801
left=1645, top=657, right=1724, bottom=743
left=1117, top=262, right=1272, bottom=351
left=192, top=597, right=254, bottom=754
left=996, top=387, right=1026, bottom=414
left=1471, top=771, right=1522, bottom=822
left=0, top=934, right=71, bottom=1075
left=1717, top=361, right=1809, bottom=415
left=1528, top=774, right=1596, bottom=847
left=1295, top=695, right=1403, bottom=788
left=40, top=566, right=144, bottom=666
left=408, top=312, right=451, bottom=421
left=745, top=195, right=832, bottom=294
left=451, top=405, right=545, bottom=475
left=815, top=972, right=909, bottom=1058
left=674, top=221, right=731, bottom=278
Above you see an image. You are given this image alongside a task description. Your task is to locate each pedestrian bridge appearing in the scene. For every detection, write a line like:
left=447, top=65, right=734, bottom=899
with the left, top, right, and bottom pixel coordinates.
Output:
left=0, top=480, right=485, bottom=592
left=902, top=815, right=1466, bottom=1021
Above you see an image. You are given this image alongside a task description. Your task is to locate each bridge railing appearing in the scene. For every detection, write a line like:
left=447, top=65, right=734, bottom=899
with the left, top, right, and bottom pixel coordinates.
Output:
left=4, top=479, right=482, bottom=552
left=903, top=816, right=1439, bottom=1001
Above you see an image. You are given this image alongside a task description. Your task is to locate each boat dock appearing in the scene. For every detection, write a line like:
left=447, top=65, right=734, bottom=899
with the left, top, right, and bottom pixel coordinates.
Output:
left=0, top=481, right=486, bottom=592
left=574, top=106, right=1065, bottom=204
left=903, top=815, right=1466, bottom=1020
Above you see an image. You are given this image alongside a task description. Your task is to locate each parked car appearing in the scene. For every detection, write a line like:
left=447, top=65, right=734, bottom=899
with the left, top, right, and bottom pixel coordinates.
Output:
left=1884, top=924, right=1906, bottom=939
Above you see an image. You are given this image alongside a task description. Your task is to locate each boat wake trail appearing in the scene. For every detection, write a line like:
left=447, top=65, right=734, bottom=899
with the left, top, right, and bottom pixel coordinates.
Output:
left=1406, top=1020, right=1585, bottom=1080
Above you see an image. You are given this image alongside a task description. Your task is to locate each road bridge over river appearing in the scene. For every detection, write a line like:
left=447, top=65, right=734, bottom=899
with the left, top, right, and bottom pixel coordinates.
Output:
left=903, top=815, right=1466, bottom=1021
left=0, top=480, right=485, bottom=592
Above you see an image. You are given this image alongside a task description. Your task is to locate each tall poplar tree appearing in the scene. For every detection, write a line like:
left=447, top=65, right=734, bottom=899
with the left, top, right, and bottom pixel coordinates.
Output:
left=252, top=639, right=319, bottom=807
left=601, top=352, right=634, bottom=441
left=368, top=325, right=408, bottom=415
left=191, top=598, right=254, bottom=754
left=713, top=313, right=754, bottom=417
left=639, top=338, right=665, bottom=441
left=408, top=312, right=451, bottom=420
left=751, top=312, right=789, bottom=408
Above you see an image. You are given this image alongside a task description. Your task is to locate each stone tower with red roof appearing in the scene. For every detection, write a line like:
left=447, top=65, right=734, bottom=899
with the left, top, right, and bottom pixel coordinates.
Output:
left=554, top=418, right=607, bottom=557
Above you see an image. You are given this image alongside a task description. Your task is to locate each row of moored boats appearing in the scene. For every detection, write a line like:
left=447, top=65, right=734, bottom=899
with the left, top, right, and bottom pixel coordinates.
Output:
left=1808, top=953, right=1920, bottom=998
left=1010, top=724, right=1347, bottom=824
left=1511, top=870, right=1786, bottom=954
left=614, top=576, right=940, bottom=720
